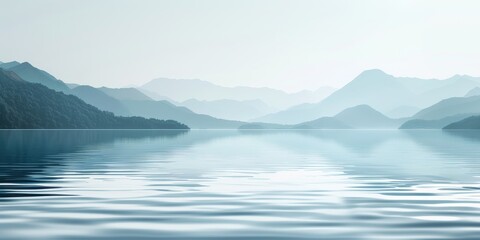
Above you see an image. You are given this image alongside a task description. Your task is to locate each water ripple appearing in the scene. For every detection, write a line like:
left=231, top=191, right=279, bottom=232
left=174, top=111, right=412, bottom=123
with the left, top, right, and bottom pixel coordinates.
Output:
left=1, top=130, right=480, bottom=239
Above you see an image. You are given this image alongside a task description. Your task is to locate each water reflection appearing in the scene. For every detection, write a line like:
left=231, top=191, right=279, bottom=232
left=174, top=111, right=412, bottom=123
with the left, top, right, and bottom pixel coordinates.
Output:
left=0, top=130, right=187, bottom=198
left=1, top=129, right=480, bottom=239
left=444, top=129, right=480, bottom=142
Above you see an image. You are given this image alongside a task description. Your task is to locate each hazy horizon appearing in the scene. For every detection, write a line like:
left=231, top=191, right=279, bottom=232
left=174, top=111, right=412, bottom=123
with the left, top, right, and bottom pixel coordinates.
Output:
left=1, top=0, right=480, bottom=92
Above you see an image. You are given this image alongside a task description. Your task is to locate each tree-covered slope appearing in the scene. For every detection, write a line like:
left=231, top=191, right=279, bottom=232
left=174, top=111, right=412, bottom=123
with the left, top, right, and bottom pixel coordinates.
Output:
left=444, top=115, right=480, bottom=129
left=0, top=70, right=188, bottom=129
left=1, top=62, right=70, bottom=93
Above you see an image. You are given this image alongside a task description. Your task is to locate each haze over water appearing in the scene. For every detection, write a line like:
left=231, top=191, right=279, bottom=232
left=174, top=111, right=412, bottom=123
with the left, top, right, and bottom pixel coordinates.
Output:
left=1, top=129, right=480, bottom=239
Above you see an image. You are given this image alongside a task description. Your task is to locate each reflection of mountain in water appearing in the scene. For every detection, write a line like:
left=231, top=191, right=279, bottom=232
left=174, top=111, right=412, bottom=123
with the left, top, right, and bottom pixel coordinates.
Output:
left=4, top=129, right=480, bottom=199
left=0, top=130, right=187, bottom=198
left=239, top=129, right=396, bottom=155
left=406, top=130, right=480, bottom=159
left=443, top=129, right=480, bottom=142
left=239, top=130, right=480, bottom=182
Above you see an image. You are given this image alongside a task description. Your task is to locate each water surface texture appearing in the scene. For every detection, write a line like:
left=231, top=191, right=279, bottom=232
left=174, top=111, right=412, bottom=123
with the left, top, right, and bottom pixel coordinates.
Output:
left=1, top=130, right=480, bottom=239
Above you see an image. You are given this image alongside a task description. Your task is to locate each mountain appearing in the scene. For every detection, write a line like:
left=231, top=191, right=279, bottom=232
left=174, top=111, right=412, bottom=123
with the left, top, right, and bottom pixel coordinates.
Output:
left=444, top=115, right=480, bottom=129
left=140, top=78, right=335, bottom=110
left=66, top=83, right=80, bottom=89
left=0, top=62, right=70, bottom=92
left=99, top=87, right=153, bottom=101
left=293, top=117, right=352, bottom=129
left=333, top=105, right=403, bottom=129
left=179, top=99, right=277, bottom=121
left=137, top=88, right=178, bottom=103
left=0, top=69, right=188, bottom=129
left=255, top=70, right=480, bottom=124
left=399, top=95, right=480, bottom=129
left=0, top=61, right=20, bottom=69
left=71, top=85, right=130, bottom=116
left=412, top=95, right=480, bottom=120
left=238, top=105, right=395, bottom=129
left=400, top=114, right=472, bottom=129
left=465, top=87, right=480, bottom=97
left=119, top=100, right=244, bottom=129
left=238, top=105, right=397, bottom=129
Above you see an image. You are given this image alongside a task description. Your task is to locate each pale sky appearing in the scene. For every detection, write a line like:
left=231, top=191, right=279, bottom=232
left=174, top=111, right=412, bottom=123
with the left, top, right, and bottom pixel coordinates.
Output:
left=1, top=0, right=479, bottom=92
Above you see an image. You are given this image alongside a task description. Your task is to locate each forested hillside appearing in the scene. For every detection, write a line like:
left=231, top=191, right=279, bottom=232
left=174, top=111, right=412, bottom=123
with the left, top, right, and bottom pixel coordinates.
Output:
left=0, top=70, right=188, bottom=129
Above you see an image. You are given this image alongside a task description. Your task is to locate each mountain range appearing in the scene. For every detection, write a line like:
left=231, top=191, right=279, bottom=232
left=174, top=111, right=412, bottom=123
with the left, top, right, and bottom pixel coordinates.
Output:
left=140, top=77, right=336, bottom=110
left=3, top=60, right=480, bottom=129
left=254, top=69, right=480, bottom=124
left=240, top=104, right=405, bottom=130
left=400, top=95, right=480, bottom=129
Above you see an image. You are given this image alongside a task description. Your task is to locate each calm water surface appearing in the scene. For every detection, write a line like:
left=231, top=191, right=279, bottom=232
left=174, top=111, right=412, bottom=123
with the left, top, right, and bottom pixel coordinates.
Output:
left=1, top=129, right=480, bottom=239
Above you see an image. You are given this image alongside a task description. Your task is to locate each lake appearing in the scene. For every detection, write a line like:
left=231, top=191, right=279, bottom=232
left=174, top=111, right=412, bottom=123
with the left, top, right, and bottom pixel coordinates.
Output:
left=1, top=129, right=480, bottom=239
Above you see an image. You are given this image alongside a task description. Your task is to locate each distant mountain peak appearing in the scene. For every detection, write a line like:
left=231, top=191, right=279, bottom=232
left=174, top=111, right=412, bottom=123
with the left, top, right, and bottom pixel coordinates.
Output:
left=450, top=74, right=472, bottom=79
left=346, top=69, right=394, bottom=86
left=0, top=61, right=21, bottom=69
left=19, top=62, right=33, bottom=67
left=358, top=69, right=389, bottom=77
left=335, top=104, right=385, bottom=118
left=7, top=62, right=35, bottom=70
left=73, top=85, right=96, bottom=90
left=4, top=61, right=19, bottom=65
left=332, top=104, right=402, bottom=128
left=465, top=87, right=480, bottom=97
left=2, top=61, right=70, bottom=93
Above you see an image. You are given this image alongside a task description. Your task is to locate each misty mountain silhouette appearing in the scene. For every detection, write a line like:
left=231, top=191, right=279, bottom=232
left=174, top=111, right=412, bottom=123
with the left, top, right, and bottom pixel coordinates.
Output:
left=255, top=69, right=480, bottom=124
left=239, top=105, right=403, bottom=129
left=3, top=59, right=480, bottom=129
left=412, top=95, right=480, bottom=120
left=334, top=105, right=404, bottom=129
left=99, top=87, right=153, bottom=101
left=71, top=85, right=131, bottom=116
left=465, top=87, right=480, bottom=97
left=400, top=95, right=480, bottom=129
left=141, top=77, right=335, bottom=110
